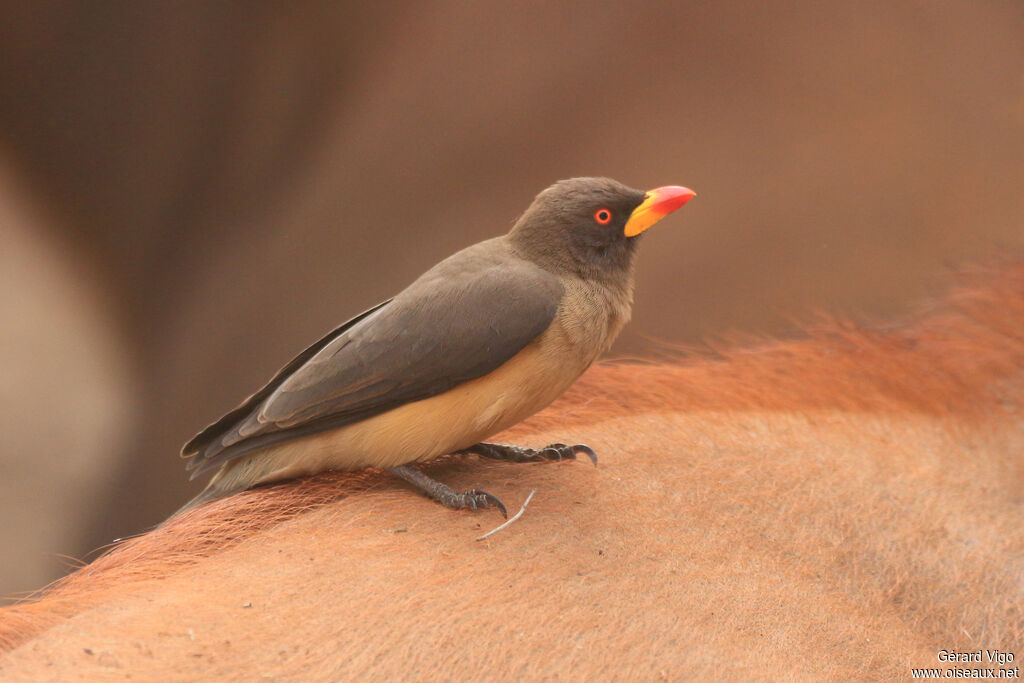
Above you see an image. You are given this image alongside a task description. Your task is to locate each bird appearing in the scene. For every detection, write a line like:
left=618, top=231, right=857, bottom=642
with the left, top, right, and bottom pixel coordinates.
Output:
left=176, top=177, right=695, bottom=518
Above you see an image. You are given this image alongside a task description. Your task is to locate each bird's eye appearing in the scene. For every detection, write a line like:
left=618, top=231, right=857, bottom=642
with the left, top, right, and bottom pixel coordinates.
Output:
left=594, top=208, right=612, bottom=225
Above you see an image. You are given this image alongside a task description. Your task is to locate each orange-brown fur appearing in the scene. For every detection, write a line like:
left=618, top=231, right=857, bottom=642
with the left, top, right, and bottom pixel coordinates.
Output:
left=1, top=264, right=1022, bottom=680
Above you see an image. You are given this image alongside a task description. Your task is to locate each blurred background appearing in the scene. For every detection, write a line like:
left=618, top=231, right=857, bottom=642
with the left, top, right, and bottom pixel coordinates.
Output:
left=0, top=1, right=1021, bottom=600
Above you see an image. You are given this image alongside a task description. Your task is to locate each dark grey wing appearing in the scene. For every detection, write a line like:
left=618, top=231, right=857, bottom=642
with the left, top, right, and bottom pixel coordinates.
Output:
left=182, top=299, right=392, bottom=458
left=186, top=240, right=564, bottom=477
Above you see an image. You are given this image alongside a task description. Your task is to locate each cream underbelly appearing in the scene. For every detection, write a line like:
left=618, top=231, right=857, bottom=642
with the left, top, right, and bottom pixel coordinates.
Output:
left=205, top=274, right=631, bottom=495
left=220, top=336, right=593, bottom=489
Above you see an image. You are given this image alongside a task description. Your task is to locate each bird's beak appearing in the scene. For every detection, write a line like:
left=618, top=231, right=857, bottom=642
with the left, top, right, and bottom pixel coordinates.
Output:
left=623, top=186, right=697, bottom=237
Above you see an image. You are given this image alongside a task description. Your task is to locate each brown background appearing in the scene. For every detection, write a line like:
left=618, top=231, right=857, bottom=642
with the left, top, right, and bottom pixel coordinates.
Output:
left=0, top=1, right=1021, bottom=599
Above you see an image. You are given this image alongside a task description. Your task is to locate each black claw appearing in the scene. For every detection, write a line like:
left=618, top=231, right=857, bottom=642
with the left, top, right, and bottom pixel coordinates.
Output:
left=572, top=444, right=598, bottom=466
left=464, top=489, right=507, bottom=520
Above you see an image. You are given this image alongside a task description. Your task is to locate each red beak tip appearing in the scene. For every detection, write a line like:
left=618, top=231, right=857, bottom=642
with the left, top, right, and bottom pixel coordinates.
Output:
left=653, top=185, right=696, bottom=212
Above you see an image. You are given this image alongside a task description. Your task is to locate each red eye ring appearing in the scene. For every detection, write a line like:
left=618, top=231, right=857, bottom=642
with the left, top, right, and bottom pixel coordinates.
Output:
left=594, top=208, right=612, bottom=225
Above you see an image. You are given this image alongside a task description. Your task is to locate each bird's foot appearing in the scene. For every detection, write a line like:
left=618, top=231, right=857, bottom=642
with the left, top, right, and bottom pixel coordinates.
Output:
left=461, top=442, right=598, bottom=466
left=387, top=464, right=507, bottom=518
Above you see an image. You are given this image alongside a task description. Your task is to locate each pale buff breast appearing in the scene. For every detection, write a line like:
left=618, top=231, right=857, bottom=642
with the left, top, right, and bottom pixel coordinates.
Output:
left=208, top=277, right=632, bottom=493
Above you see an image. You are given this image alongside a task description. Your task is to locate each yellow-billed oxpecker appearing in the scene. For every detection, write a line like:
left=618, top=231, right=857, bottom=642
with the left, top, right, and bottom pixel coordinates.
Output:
left=178, top=178, right=695, bottom=517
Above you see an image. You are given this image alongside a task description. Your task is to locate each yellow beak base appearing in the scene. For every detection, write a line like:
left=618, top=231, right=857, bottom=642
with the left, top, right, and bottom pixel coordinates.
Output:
left=623, top=185, right=696, bottom=237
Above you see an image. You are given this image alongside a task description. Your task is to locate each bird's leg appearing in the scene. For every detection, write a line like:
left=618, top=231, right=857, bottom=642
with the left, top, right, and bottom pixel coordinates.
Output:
left=387, top=465, right=507, bottom=518
left=459, top=442, right=598, bottom=466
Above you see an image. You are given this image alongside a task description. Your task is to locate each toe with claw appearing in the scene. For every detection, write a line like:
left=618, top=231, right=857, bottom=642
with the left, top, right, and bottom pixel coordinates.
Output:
left=461, top=441, right=599, bottom=466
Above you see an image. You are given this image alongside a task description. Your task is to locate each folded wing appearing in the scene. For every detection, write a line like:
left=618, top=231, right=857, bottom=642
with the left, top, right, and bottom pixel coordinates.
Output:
left=183, top=243, right=563, bottom=477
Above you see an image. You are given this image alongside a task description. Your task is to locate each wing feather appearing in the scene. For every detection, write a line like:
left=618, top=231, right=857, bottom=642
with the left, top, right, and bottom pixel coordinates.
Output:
left=181, top=299, right=391, bottom=458
left=184, top=239, right=563, bottom=477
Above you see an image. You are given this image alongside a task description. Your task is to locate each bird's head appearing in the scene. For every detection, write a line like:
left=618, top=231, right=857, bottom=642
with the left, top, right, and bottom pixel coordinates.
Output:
left=509, top=177, right=695, bottom=280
